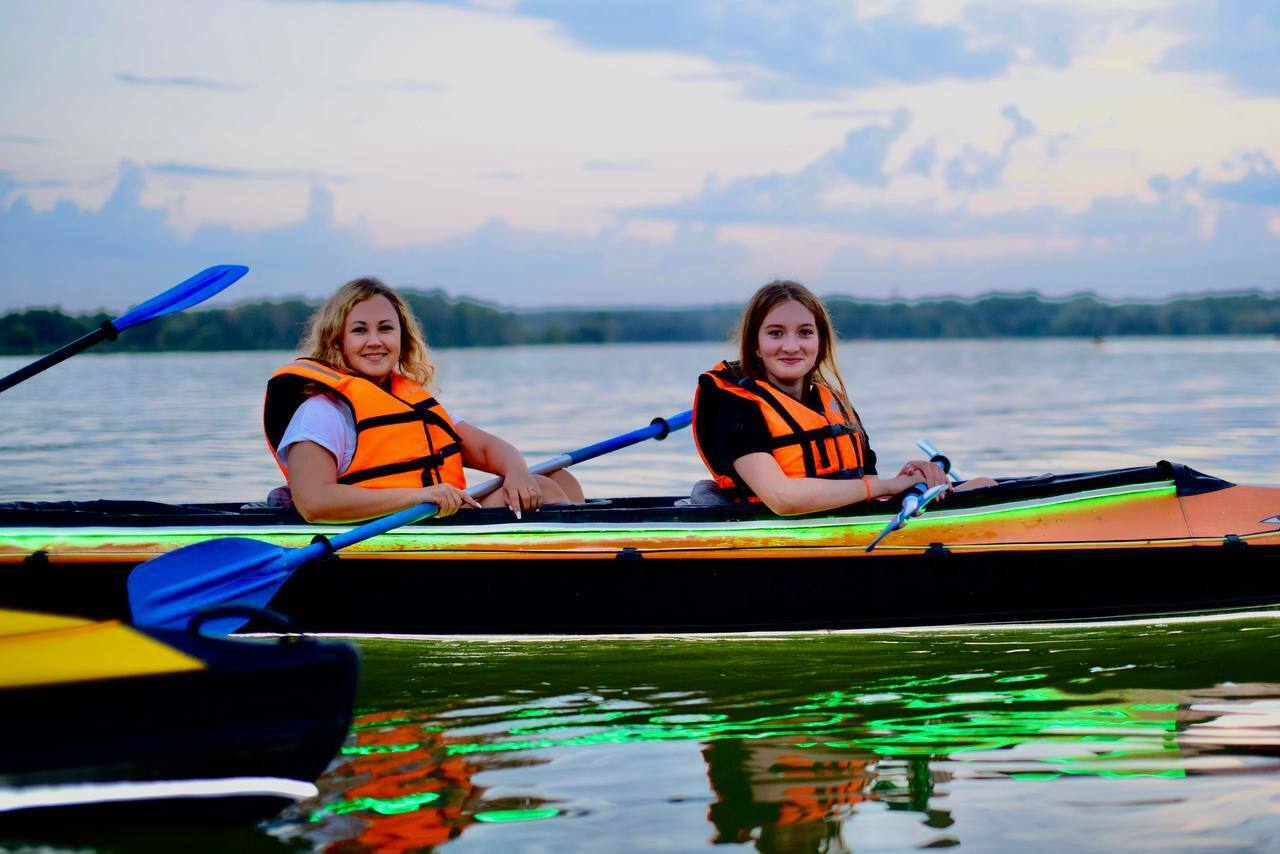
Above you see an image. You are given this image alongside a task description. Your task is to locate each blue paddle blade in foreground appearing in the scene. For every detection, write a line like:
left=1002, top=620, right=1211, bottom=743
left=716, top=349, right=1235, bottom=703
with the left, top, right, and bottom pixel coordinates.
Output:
left=114, top=264, right=248, bottom=331
left=128, top=537, right=302, bottom=631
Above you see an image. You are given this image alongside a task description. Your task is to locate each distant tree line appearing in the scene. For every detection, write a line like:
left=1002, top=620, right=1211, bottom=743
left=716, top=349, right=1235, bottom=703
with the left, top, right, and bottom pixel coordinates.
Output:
left=2, top=289, right=1278, bottom=355
left=823, top=292, right=1280, bottom=338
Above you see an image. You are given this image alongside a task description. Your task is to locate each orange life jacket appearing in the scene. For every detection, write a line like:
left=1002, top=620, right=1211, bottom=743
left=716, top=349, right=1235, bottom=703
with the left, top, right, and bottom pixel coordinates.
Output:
left=692, top=360, right=865, bottom=501
left=264, top=358, right=466, bottom=490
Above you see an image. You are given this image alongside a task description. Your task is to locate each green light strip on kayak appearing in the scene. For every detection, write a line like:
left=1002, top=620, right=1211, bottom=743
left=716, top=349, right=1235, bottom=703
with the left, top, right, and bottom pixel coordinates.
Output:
left=0, top=483, right=1177, bottom=552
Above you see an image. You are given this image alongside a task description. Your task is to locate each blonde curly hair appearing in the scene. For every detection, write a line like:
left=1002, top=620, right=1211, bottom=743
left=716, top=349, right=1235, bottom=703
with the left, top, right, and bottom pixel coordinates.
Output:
left=300, top=277, right=436, bottom=388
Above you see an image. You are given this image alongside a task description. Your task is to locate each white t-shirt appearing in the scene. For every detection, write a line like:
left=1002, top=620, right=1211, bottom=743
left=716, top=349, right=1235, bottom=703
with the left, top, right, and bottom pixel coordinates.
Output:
left=277, top=394, right=465, bottom=475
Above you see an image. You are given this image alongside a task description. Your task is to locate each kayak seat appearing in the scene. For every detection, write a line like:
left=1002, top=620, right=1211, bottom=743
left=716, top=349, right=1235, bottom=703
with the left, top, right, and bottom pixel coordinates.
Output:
left=263, top=485, right=294, bottom=509
left=676, top=480, right=735, bottom=507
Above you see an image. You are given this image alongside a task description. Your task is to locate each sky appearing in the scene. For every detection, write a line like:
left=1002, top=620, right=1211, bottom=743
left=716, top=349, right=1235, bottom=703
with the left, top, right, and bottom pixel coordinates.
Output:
left=1, top=0, right=1278, bottom=311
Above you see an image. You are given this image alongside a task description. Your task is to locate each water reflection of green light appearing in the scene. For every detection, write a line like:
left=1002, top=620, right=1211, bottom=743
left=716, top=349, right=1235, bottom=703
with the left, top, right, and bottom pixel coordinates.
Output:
left=445, top=680, right=1186, bottom=781
left=509, top=708, right=657, bottom=732
left=474, top=808, right=560, bottom=823
left=652, top=713, right=730, bottom=724
left=340, top=742, right=421, bottom=755
left=475, top=709, right=848, bottom=751
left=351, top=716, right=413, bottom=729
left=1011, top=768, right=1186, bottom=780
left=851, top=702, right=1178, bottom=757
left=309, top=790, right=442, bottom=821
left=288, top=618, right=1280, bottom=852
left=513, top=706, right=582, bottom=719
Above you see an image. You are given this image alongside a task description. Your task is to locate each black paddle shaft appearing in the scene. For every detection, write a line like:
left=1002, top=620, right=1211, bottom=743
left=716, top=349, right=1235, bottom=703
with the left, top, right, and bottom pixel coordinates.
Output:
left=0, top=321, right=117, bottom=394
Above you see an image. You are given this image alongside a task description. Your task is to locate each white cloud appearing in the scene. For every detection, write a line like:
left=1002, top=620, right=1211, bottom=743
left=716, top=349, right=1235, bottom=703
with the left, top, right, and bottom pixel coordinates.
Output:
left=1, top=0, right=1277, bottom=309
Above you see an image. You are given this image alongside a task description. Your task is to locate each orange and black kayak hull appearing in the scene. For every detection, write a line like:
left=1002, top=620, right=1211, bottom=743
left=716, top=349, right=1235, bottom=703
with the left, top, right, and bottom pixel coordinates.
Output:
left=2, top=462, right=1278, bottom=633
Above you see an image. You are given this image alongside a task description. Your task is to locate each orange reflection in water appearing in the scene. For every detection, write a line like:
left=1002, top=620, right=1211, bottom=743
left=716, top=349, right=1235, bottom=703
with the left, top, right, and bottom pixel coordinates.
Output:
left=302, top=709, right=560, bottom=852
left=703, top=740, right=906, bottom=848
left=318, top=711, right=479, bottom=852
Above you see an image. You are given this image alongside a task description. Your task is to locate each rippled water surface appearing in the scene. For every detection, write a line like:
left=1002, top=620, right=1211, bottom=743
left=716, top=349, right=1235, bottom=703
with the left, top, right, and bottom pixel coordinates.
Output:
left=3, top=339, right=1280, bottom=851
left=266, top=617, right=1280, bottom=852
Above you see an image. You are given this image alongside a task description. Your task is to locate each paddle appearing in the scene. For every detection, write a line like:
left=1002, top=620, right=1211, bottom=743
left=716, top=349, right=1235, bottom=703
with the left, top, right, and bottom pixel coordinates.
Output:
left=128, top=409, right=693, bottom=633
left=864, top=439, right=972, bottom=552
left=864, top=481, right=950, bottom=553
left=863, top=439, right=966, bottom=552
left=0, top=265, right=248, bottom=394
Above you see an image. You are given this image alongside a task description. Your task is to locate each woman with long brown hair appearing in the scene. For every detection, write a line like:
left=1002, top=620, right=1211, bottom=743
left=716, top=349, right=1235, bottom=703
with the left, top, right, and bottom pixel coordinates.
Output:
left=692, top=280, right=992, bottom=515
left=264, top=277, right=582, bottom=522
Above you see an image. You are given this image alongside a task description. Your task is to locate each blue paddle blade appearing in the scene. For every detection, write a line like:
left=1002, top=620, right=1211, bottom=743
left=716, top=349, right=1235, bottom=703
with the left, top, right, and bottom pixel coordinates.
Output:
left=128, top=537, right=297, bottom=631
left=113, top=264, right=248, bottom=331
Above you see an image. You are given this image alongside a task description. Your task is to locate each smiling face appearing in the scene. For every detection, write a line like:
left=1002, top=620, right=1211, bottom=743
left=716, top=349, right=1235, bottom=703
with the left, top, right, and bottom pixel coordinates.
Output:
left=756, top=299, right=819, bottom=394
left=341, top=294, right=402, bottom=383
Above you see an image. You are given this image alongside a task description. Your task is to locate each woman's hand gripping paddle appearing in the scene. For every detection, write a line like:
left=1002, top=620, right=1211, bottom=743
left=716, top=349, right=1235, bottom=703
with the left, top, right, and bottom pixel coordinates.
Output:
left=916, top=438, right=965, bottom=483
left=0, top=265, right=248, bottom=394
left=128, top=410, right=693, bottom=634
left=865, top=442, right=961, bottom=552
left=864, top=482, right=950, bottom=553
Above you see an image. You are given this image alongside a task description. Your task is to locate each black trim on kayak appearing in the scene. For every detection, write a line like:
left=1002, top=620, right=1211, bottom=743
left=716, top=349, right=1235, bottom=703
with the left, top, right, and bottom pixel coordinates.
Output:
left=0, top=462, right=1232, bottom=529
left=1158, top=460, right=1234, bottom=496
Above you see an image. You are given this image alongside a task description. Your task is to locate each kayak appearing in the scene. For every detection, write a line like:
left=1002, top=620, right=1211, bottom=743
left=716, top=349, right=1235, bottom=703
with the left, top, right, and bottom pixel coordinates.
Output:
left=0, top=608, right=358, bottom=825
left=2, top=462, right=1278, bottom=634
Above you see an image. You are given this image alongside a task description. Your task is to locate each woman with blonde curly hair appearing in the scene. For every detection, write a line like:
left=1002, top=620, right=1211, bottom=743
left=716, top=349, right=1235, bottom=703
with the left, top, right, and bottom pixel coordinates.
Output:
left=264, top=277, right=582, bottom=522
left=692, top=280, right=992, bottom=515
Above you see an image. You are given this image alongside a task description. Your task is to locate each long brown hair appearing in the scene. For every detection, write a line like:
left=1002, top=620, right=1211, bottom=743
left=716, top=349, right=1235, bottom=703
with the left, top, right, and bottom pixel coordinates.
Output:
left=735, top=280, right=860, bottom=430
left=299, top=277, right=436, bottom=388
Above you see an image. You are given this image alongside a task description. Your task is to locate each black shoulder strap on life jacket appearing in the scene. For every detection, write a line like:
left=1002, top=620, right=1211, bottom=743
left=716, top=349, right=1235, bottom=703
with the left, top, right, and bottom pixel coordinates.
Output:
left=336, top=444, right=463, bottom=486
left=411, top=398, right=463, bottom=444
left=349, top=397, right=461, bottom=440
left=707, top=364, right=739, bottom=387
left=353, top=411, right=422, bottom=431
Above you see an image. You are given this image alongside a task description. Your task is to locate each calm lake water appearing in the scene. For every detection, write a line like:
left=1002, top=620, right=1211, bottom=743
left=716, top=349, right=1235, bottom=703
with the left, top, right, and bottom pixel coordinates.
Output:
left=3, top=338, right=1280, bottom=851
left=3, top=337, right=1279, bottom=502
